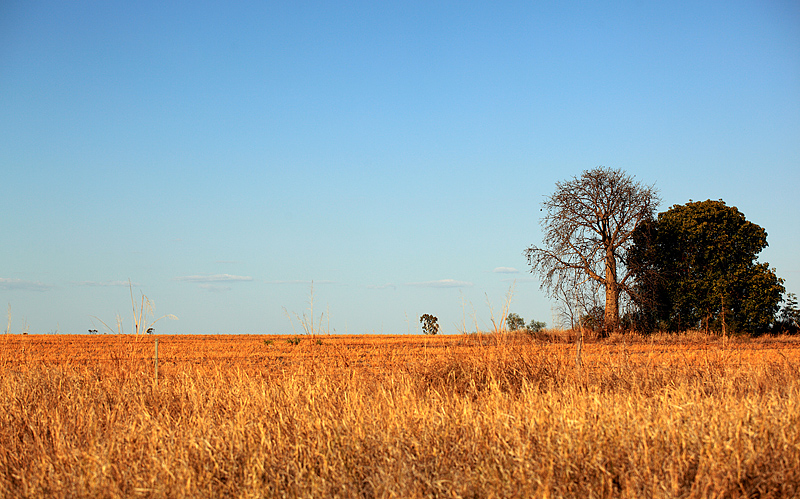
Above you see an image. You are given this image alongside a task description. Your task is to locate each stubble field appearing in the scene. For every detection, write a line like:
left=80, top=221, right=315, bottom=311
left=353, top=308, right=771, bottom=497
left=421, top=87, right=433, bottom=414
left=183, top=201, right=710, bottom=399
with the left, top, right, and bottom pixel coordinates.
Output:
left=1, top=332, right=799, bottom=498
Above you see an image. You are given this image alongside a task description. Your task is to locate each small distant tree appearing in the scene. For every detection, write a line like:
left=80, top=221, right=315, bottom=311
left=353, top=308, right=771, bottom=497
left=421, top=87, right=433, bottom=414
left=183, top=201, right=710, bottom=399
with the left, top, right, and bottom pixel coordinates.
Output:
left=420, top=314, right=439, bottom=335
left=527, top=319, right=546, bottom=333
left=505, top=312, right=526, bottom=331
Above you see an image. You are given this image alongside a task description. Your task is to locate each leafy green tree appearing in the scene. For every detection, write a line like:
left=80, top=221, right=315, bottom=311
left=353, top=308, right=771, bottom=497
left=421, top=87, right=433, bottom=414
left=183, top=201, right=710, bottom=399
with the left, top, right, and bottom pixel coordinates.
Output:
left=629, top=200, right=784, bottom=335
left=505, top=313, right=526, bottom=331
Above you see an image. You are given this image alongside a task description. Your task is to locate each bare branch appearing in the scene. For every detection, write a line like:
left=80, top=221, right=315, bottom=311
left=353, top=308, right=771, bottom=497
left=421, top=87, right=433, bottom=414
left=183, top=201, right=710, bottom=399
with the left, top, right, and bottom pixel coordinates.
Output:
left=524, top=167, right=659, bottom=334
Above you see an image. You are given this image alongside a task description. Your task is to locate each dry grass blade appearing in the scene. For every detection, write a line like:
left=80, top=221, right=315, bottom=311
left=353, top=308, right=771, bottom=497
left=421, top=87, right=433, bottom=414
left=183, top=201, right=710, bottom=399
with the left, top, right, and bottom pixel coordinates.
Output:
left=0, top=333, right=798, bottom=498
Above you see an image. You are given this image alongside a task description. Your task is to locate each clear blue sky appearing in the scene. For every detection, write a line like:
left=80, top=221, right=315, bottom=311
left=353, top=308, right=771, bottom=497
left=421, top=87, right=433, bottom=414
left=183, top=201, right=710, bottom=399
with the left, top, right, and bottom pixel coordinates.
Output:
left=2, top=1, right=798, bottom=335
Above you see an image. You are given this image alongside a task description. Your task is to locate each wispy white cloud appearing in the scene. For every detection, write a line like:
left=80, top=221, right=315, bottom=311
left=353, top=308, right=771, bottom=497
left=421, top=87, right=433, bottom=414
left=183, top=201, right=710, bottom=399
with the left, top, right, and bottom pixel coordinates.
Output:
left=175, top=274, right=253, bottom=283
left=406, top=279, right=473, bottom=288
left=0, top=278, right=51, bottom=291
left=75, top=280, right=137, bottom=287
left=493, top=267, right=519, bottom=274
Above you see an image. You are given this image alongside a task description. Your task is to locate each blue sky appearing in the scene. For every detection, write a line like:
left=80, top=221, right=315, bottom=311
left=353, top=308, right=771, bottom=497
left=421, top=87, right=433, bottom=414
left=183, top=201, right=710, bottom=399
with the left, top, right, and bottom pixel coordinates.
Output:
left=2, top=1, right=798, bottom=335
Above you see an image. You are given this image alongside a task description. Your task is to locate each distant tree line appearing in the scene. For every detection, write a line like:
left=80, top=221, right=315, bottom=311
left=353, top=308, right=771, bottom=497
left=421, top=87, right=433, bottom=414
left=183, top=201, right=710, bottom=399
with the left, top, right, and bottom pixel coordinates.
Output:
left=526, top=167, right=797, bottom=336
left=505, top=312, right=546, bottom=333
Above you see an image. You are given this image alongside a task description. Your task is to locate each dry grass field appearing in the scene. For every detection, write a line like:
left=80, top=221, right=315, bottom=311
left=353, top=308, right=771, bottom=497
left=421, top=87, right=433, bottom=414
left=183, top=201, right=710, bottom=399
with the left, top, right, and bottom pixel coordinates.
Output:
left=1, top=332, right=799, bottom=498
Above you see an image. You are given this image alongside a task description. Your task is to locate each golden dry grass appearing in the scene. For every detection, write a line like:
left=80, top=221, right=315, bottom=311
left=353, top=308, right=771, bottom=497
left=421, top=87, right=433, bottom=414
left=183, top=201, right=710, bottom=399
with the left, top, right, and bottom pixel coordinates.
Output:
left=1, top=332, right=799, bottom=498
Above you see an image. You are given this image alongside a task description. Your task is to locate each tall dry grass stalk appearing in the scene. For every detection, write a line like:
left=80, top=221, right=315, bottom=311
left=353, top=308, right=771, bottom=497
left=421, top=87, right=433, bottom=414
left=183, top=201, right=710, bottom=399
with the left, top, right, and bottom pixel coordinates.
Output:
left=128, top=279, right=177, bottom=336
left=486, top=282, right=515, bottom=336
left=284, top=281, right=328, bottom=338
left=1, top=334, right=799, bottom=498
left=91, top=280, right=177, bottom=336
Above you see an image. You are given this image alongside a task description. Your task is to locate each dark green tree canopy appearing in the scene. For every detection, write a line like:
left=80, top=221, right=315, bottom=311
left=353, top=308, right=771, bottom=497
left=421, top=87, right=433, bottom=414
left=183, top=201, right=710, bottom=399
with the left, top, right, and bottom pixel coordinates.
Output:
left=629, top=200, right=784, bottom=335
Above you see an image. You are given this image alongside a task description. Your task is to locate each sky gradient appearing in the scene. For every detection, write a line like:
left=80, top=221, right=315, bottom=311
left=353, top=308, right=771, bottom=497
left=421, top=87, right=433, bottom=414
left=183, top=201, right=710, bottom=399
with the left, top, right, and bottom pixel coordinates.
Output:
left=2, top=1, right=799, bottom=335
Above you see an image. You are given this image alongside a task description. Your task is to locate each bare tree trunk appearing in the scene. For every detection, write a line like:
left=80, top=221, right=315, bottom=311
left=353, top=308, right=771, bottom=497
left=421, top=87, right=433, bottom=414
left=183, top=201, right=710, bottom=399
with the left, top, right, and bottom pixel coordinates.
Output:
left=604, top=284, right=620, bottom=336
left=604, top=246, right=620, bottom=336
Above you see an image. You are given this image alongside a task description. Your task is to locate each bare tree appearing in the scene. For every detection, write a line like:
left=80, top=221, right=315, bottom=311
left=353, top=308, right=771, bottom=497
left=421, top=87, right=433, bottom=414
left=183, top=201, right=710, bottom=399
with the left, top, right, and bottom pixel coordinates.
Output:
left=525, top=167, right=659, bottom=335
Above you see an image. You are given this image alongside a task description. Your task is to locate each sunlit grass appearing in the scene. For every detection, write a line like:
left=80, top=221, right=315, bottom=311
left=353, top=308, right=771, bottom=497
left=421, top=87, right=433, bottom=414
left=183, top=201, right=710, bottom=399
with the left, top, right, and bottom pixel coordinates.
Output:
left=1, top=333, right=799, bottom=497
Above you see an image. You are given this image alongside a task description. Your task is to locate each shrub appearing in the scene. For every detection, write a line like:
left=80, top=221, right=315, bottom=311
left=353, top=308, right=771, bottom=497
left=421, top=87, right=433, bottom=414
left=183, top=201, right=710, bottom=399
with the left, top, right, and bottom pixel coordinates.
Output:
left=527, top=319, right=546, bottom=333
left=506, top=313, right=525, bottom=331
left=580, top=306, right=605, bottom=334
left=420, top=314, right=439, bottom=335
left=774, top=293, right=800, bottom=334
